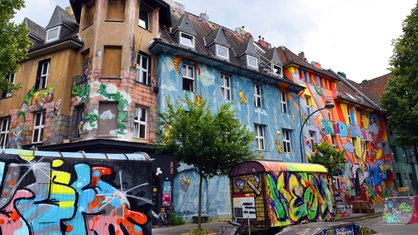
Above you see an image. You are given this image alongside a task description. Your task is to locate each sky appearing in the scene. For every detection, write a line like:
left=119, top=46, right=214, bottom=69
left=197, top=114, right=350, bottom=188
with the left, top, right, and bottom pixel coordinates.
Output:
left=13, top=0, right=417, bottom=83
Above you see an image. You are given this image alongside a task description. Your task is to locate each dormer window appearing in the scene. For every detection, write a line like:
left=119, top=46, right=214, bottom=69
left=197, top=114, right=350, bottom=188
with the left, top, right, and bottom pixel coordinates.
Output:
left=180, top=32, right=195, bottom=48
left=216, top=44, right=229, bottom=60
left=246, top=55, right=258, bottom=69
left=272, top=64, right=282, bottom=76
left=46, top=26, right=60, bottom=43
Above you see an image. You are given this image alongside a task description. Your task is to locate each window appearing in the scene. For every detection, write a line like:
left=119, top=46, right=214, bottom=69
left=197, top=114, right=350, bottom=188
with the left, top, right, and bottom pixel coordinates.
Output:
left=83, top=0, right=95, bottom=27
left=134, top=106, right=147, bottom=139
left=107, top=0, right=125, bottom=21
left=409, top=173, right=414, bottom=188
left=283, top=129, right=292, bottom=153
left=361, top=113, right=367, bottom=128
left=136, top=52, right=150, bottom=85
left=255, top=124, right=265, bottom=150
left=331, top=135, right=337, bottom=147
left=309, top=131, right=316, bottom=149
left=182, top=64, right=195, bottom=92
left=305, top=95, right=311, bottom=116
left=253, top=84, right=262, bottom=108
left=281, top=93, right=288, bottom=113
left=36, top=59, right=50, bottom=89
left=32, top=111, right=45, bottom=143
left=216, top=44, right=229, bottom=60
left=102, top=46, right=122, bottom=77
left=352, top=138, right=356, bottom=155
left=272, top=64, right=282, bottom=76
left=246, top=55, right=258, bottom=69
left=98, top=102, right=118, bottom=136
left=396, top=173, right=403, bottom=187
left=139, top=4, right=150, bottom=30
left=1, top=74, right=15, bottom=98
left=221, top=74, right=231, bottom=100
left=180, top=32, right=195, bottom=48
left=347, top=106, right=353, bottom=124
left=391, top=145, right=398, bottom=162
left=0, top=117, right=10, bottom=148
left=328, top=111, right=332, bottom=121
left=46, top=26, right=60, bottom=43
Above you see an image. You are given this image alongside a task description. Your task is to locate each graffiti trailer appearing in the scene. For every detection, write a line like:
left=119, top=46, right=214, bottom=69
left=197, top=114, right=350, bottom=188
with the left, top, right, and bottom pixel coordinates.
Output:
left=229, top=160, right=334, bottom=229
left=0, top=148, right=153, bottom=235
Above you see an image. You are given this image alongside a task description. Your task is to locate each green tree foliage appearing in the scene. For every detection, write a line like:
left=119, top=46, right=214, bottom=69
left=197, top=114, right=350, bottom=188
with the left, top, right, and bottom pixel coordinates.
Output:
left=381, top=5, right=418, bottom=159
left=155, top=95, right=255, bottom=230
left=309, top=142, right=346, bottom=177
left=0, top=0, right=31, bottom=94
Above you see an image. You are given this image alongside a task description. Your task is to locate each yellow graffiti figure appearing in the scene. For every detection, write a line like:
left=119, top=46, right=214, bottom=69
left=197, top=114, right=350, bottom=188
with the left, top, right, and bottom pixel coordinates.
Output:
left=239, top=91, right=247, bottom=104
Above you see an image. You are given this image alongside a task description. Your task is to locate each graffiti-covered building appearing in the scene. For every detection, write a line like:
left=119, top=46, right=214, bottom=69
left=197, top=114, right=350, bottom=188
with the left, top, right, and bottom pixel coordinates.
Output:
left=277, top=47, right=396, bottom=204
left=149, top=9, right=305, bottom=219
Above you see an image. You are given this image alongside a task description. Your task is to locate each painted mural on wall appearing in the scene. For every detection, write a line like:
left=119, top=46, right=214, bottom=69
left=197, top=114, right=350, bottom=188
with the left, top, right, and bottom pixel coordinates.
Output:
left=18, top=84, right=57, bottom=121
left=382, top=196, right=418, bottom=225
left=0, top=152, right=152, bottom=235
left=172, top=165, right=231, bottom=220
left=72, top=81, right=132, bottom=136
left=292, top=69, right=394, bottom=204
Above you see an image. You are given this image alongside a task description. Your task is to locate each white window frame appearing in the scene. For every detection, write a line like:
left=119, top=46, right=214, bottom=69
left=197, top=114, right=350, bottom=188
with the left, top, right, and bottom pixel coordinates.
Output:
left=2, top=73, right=15, bottom=98
left=246, top=55, right=258, bottom=69
left=32, top=111, right=45, bottom=144
left=283, top=129, right=292, bottom=153
left=281, top=93, right=288, bottom=113
left=0, top=117, right=10, bottom=148
left=134, top=106, right=147, bottom=139
left=253, top=84, right=262, bottom=108
left=255, top=124, right=265, bottom=150
left=180, top=32, right=195, bottom=48
left=139, top=6, right=150, bottom=29
left=305, top=95, right=311, bottom=116
left=136, top=53, right=149, bottom=85
left=37, top=60, right=50, bottom=89
left=216, top=44, right=229, bottom=60
left=221, top=74, right=231, bottom=100
left=46, top=26, right=61, bottom=43
left=182, top=64, right=195, bottom=92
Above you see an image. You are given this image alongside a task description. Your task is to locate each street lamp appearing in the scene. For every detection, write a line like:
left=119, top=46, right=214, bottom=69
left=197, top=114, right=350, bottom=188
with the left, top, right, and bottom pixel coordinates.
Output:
left=299, top=100, right=335, bottom=163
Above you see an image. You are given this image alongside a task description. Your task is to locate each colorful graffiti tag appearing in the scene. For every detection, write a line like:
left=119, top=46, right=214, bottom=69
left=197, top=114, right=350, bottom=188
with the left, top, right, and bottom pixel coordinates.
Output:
left=382, top=196, right=418, bottom=224
left=0, top=151, right=152, bottom=235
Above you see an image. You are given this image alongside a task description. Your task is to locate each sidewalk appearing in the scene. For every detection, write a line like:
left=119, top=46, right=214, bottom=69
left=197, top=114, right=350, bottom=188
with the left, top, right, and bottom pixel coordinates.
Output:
left=152, top=204, right=385, bottom=235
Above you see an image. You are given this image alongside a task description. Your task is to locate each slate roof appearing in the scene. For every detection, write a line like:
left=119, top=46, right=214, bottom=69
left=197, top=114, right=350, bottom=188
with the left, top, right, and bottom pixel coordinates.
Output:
left=155, top=8, right=302, bottom=89
left=46, top=6, right=78, bottom=31
left=24, top=17, right=46, bottom=47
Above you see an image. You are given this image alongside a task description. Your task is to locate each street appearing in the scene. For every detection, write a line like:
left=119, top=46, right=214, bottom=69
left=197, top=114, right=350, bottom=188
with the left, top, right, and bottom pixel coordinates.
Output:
left=357, top=217, right=418, bottom=235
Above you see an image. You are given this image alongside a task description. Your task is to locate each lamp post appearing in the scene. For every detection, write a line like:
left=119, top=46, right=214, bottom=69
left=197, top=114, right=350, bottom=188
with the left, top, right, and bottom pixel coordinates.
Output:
left=299, top=100, right=335, bottom=163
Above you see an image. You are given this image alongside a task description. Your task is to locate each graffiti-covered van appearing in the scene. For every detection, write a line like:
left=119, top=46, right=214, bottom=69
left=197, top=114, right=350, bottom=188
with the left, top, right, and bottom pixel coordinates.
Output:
left=229, top=160, right=334, bottom=228
left=0, top=148, right=153, bottom=235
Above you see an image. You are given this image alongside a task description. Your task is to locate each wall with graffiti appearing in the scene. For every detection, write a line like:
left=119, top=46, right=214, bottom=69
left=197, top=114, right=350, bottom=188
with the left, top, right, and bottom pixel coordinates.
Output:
left=382, top=196, right=418, bottom=224
left=0, top=150, right=152, bottom=235
left=286, top=66, right=394, bottom=204
left=229, top=161, right=334, bottom=228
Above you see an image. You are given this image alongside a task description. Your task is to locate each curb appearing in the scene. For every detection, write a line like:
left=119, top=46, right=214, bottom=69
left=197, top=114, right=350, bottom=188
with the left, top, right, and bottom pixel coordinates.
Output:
left=334, top=212, right=383, bottom=222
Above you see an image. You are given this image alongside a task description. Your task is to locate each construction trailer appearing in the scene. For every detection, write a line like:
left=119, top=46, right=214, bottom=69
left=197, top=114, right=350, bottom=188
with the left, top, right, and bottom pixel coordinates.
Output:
left=229, top=160, right=334, bottom=229
left=0, top=148, right=153, bottom=235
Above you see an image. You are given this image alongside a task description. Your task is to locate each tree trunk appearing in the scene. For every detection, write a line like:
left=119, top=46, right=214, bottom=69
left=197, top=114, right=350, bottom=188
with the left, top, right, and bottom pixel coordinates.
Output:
left=198, top=171, right=203, bottom=230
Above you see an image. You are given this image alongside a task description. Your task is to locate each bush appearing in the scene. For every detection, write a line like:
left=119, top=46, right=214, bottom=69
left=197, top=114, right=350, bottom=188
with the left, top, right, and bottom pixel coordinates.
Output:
left=170, top=213, right=186, bottom=225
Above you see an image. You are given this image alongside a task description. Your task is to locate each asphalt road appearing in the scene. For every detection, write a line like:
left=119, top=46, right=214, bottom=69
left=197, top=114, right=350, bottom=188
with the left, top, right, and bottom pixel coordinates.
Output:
left=357, top=217, right=418, bottom=235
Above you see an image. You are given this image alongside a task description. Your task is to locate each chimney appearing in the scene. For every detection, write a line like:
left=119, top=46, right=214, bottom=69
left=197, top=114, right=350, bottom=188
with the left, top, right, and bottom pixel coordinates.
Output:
left=258, top=36, right=270, bottom=49
left=199, top=12, right=209, bottom=21
left=298, top=51, right=307, bottom=61
left=337, top=72, right=346, bottom=78
left=311, top=61, right=321, bottom=69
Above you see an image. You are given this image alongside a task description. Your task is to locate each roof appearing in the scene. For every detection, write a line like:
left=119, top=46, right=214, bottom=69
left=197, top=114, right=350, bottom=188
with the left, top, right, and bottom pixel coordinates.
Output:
left=46, top=6, right=78, bottom=31
left=152, top=9, right=303, bottom=92
left=24, top=17, right=46, bottom=47
left=277, top=46, right=340, bottom=81
left=229, top=160, right=328, bottom=177
left=334, top=74, right=382, bottom=111
left=360, top=73, right=391, bottom=104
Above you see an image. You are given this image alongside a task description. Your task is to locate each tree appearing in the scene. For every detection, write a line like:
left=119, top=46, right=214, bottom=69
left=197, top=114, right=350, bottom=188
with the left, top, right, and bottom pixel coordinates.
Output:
left=155, top=95, right=255, bottom=230
left=381, top=5, right=418, bottom=161
left=0, top=0, right=31, bottom=94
